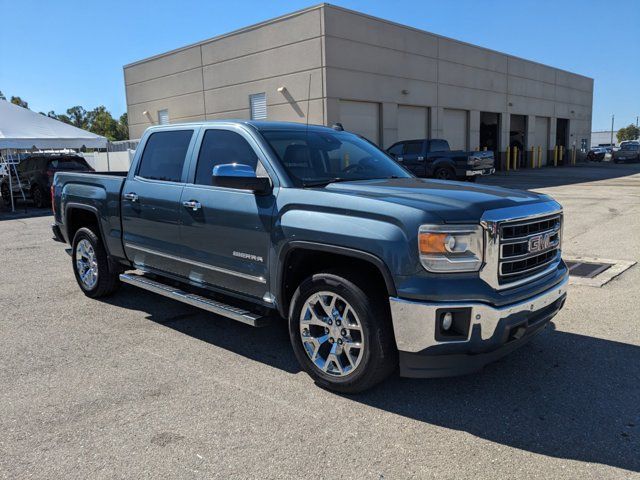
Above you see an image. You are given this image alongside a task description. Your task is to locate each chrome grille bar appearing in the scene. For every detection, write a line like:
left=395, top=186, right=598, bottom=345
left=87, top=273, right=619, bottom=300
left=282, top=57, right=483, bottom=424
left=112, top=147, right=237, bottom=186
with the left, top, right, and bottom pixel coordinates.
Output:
left=497, top=213, right=562, bottom=284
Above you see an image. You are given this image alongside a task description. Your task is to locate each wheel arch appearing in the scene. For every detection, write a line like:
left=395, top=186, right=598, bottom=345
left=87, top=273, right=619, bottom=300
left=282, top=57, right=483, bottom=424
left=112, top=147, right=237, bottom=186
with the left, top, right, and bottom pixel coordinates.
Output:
left=64, top=203, right=108, bottom=254
left=276, top=241, right=397, bottom=318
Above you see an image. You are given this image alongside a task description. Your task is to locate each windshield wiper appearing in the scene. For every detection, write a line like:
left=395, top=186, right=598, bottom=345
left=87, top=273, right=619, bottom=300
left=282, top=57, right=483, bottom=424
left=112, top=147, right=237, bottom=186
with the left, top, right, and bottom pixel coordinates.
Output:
left=302, top=176, right=402, bottom=188
left=302, top=177, right=354, bottom=188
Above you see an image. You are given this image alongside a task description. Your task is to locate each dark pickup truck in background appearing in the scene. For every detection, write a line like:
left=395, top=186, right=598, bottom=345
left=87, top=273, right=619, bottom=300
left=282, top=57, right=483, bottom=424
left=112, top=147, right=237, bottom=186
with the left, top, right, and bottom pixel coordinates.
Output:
left=51, top=120, right=567, bottom=393
left=386, top=139, right=495, bottom=180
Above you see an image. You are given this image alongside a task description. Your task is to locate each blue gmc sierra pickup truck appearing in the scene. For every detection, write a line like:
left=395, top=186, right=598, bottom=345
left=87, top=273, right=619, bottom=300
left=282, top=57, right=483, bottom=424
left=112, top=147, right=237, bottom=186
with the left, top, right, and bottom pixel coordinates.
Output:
left=51, top=121, right=568, bottom=393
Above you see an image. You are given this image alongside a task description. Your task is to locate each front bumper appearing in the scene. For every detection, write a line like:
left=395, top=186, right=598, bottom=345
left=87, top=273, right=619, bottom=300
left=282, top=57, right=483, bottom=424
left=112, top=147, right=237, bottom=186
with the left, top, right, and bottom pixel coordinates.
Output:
left=389, top=275, right=568, bottom=378
left=465, top=167, right=495, bottom=176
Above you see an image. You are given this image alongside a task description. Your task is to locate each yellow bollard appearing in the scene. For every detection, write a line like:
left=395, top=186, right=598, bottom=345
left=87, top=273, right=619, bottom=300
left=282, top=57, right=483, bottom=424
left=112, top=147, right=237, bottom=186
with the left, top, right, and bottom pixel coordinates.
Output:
left=553, top=145, right=558, bottom=167
left=572, top=146, right=576, bottom=165
left=506, top=146, right=511, bottom=171
left=560, top=145, right=564, bottom=165
left=530, top=147, right=535, bottom=168
left=537, top=146, right=542, bottom=168
left=483, top=146, right=487, bottom=151
left=513, top=146, right=518, bottom=171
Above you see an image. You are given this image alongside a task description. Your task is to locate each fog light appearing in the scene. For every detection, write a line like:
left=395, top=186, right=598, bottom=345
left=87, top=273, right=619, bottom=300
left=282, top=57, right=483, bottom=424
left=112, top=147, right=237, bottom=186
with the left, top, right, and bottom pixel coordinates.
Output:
left=442, top=312, right=453, bottom=331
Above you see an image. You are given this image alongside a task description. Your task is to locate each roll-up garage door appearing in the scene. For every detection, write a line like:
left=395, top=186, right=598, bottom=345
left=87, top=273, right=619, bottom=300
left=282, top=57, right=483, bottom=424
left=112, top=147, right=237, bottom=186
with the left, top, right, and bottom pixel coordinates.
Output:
left=398, top=105, right=429, bottom=142
left=339, top=100, right=380, bottom=145
left=535, top=116, right=550, bottom=165
left=442, top=108, right=468, bottom=151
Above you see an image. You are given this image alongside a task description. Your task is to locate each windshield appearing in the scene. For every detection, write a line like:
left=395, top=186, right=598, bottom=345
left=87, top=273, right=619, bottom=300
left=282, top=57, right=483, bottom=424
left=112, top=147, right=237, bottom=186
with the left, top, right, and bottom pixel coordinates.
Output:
left=621, top=144, right=639, bottom=151
left=261, top=129, right=412, bottom=187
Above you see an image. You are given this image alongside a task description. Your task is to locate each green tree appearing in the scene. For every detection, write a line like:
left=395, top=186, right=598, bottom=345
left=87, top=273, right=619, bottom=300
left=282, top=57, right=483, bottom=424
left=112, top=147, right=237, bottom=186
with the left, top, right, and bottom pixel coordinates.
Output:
left=617, top=124, right=640, bottom=142
left=88, top=105, right=120, bottom=140
left=116, top=112, right=129, bottom=140
left=66, top=106, right=89, bottom=129
left=10, top=96, right=28, bottom=108
left=0, top=91, right=6, bottom=100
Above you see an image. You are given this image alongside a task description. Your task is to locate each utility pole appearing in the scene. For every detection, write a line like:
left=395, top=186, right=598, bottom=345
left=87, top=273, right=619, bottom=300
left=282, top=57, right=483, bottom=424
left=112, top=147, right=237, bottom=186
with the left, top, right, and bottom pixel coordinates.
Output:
left=610, top=114, right=615, bottom=147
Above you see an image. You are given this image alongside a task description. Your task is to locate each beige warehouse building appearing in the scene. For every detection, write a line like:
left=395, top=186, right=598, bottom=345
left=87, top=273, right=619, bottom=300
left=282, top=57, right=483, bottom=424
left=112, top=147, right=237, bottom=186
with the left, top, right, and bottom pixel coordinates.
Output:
left=124, top=3, right=593, bottom=167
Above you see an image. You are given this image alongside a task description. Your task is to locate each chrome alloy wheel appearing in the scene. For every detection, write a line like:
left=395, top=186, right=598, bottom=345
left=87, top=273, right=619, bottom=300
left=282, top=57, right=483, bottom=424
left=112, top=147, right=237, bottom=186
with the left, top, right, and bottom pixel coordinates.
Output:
left=299, top=291, right=365, bottom=377
left=75, top=239, right=98, bottom=289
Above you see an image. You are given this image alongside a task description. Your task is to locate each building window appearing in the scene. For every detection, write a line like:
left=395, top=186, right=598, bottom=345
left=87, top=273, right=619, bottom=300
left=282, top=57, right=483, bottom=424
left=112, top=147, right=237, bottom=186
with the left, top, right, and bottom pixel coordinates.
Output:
left=157, top=109, right=169, bottom=125
left=249, top=93, right=267, bottom=120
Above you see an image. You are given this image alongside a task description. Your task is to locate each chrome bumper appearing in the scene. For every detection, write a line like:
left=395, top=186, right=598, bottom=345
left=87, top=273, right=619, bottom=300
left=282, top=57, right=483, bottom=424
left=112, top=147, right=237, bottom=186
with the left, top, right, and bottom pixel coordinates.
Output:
left=465, top=168, right=495, bottom=176
left=389, top=276, right=568, bottom=353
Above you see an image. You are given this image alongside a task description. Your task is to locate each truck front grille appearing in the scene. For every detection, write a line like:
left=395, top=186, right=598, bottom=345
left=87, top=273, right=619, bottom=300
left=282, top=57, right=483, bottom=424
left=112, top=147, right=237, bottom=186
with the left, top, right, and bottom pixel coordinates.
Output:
left=498, top=214, right=562, bottom=285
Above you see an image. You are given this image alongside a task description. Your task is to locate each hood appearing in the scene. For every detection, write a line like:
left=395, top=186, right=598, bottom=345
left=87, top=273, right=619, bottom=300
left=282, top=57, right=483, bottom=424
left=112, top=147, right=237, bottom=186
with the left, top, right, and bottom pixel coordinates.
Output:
left=324, top=178, right=548, bottom=223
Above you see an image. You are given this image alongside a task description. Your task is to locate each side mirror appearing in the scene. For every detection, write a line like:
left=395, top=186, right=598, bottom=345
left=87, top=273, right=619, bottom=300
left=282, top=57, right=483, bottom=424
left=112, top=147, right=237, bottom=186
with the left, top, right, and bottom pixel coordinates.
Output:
left=211, top=163, right=271, bottom=194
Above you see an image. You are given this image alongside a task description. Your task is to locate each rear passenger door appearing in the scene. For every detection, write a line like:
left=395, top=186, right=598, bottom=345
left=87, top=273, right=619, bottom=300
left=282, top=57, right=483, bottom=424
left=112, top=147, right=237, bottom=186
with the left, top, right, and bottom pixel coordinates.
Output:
left=122, top=128, right=197, bottom=275
left=178, top=126, right=276, bottom=300
left=399, top=140, right=426, bottom=176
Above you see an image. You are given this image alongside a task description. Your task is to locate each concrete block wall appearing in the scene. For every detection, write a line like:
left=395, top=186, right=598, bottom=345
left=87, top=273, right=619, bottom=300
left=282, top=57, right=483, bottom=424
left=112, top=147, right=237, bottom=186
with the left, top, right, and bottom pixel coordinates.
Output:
left=124, top=7, right=325, bottom=139
left=124, top=3, right=593, bottom=162
left=322, top=5, right=593, bottom=154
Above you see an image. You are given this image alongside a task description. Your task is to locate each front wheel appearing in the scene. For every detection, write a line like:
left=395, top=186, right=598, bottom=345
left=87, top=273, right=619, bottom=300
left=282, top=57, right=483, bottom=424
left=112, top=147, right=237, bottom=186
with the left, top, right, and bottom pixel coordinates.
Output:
left=72, top=227, right=120, bottom=298
left=288, top=270, right=397, bottom=393
left=433, top=166, right=455, bottom=180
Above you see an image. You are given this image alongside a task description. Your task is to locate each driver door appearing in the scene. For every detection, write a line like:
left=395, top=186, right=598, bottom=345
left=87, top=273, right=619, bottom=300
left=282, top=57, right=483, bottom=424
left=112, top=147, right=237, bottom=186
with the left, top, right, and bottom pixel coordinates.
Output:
left=178, top=126, right=276, bottom=300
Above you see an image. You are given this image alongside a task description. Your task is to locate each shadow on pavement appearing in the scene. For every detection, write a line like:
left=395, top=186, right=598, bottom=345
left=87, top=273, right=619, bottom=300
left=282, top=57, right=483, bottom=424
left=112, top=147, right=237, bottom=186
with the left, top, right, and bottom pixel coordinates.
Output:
left=356, top=323, right=640, bottom=473
left=105, top=285, right=639, bottom=472
left=479, top=162, right=640, bottom=190
left=104, top=285, right=300, bottom=374
left=0, top=204, right=52, bottom=221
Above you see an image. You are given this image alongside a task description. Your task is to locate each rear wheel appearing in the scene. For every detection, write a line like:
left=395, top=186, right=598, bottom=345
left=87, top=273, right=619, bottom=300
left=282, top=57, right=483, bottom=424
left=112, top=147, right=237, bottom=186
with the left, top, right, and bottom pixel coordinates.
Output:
left=288, top=270, right=397, bottom=393
left=72, top=227, right=120, bottom=298
left=433, top=166, right=455, bottom=180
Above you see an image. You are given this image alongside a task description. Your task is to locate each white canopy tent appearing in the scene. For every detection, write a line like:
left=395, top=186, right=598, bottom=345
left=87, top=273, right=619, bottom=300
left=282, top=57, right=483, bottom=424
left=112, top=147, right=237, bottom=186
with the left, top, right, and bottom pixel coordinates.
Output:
left=0, top=99, right=107, bottom=149
left=0, top=99, right=108, bottom=211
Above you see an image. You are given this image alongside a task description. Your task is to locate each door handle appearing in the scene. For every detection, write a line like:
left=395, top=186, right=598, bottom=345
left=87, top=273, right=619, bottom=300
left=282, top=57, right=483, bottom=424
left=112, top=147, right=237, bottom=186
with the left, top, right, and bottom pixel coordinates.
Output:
left=182, top=200, right=202, bottom=211
left=124, top=192, right=138, bottom=202
left=418, top=156, right=424, bottom=161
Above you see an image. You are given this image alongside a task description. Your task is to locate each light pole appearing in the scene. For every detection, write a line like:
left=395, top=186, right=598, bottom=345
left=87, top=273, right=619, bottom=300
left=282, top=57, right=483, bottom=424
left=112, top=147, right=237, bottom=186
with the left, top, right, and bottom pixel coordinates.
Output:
left=610, top=114, right=615, bottom=147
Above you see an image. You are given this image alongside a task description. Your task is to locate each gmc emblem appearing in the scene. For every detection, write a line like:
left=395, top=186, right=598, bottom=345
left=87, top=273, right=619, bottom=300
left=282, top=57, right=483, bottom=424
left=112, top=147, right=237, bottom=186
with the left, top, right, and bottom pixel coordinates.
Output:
left=528, top=233, right=553, bottom=253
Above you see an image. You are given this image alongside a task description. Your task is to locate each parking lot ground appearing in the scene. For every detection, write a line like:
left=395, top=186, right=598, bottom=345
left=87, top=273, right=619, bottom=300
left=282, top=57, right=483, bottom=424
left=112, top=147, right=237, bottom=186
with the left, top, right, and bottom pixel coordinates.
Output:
left=1, top=163, right=639, bottom=479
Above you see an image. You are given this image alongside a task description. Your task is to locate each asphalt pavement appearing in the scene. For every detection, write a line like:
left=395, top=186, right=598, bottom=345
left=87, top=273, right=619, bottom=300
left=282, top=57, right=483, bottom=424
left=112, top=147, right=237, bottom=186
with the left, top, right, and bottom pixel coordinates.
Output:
left=1, top=162, right=639, bottom=479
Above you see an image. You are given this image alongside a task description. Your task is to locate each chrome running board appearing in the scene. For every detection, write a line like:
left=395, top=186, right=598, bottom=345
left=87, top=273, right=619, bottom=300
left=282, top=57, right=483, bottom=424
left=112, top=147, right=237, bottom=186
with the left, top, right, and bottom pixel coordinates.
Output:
left=119, top=273, right=270, bottom=327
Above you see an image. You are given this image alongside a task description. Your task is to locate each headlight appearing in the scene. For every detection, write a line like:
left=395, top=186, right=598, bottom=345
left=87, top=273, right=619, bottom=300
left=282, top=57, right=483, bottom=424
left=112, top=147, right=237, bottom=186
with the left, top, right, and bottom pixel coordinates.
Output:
left=418, top=224, right=484, bottom=272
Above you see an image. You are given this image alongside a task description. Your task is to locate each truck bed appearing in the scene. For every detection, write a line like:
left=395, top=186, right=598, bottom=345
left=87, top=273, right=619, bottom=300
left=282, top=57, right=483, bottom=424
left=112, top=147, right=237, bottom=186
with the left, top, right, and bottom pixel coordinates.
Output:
left=52, top=171, right=127, bottom=259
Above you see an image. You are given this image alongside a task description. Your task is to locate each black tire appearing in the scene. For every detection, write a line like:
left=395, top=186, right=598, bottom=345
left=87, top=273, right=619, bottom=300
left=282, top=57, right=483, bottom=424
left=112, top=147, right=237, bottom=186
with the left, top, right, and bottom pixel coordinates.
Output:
left=466, top=176, right=477, bottom=182
left=288, top=269, right=397, bottom=394
left=72, top=227, right=120, bottom=298
left=433, top=166, right=455, bottom=180
left=32, top=185, right=47, bottom=208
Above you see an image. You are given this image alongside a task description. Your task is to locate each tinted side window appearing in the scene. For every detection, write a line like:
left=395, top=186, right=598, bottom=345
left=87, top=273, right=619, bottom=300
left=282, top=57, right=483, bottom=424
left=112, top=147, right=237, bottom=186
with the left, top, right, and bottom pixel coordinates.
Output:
left=403, top=141, right=423, bottom=155
left=387, top=143, right=403, bottom=156
left=430, top=140, right=449, bottom=152
left=195, top=129, right=263, bottom=186
left=137, top=130, right=193, bottom=182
